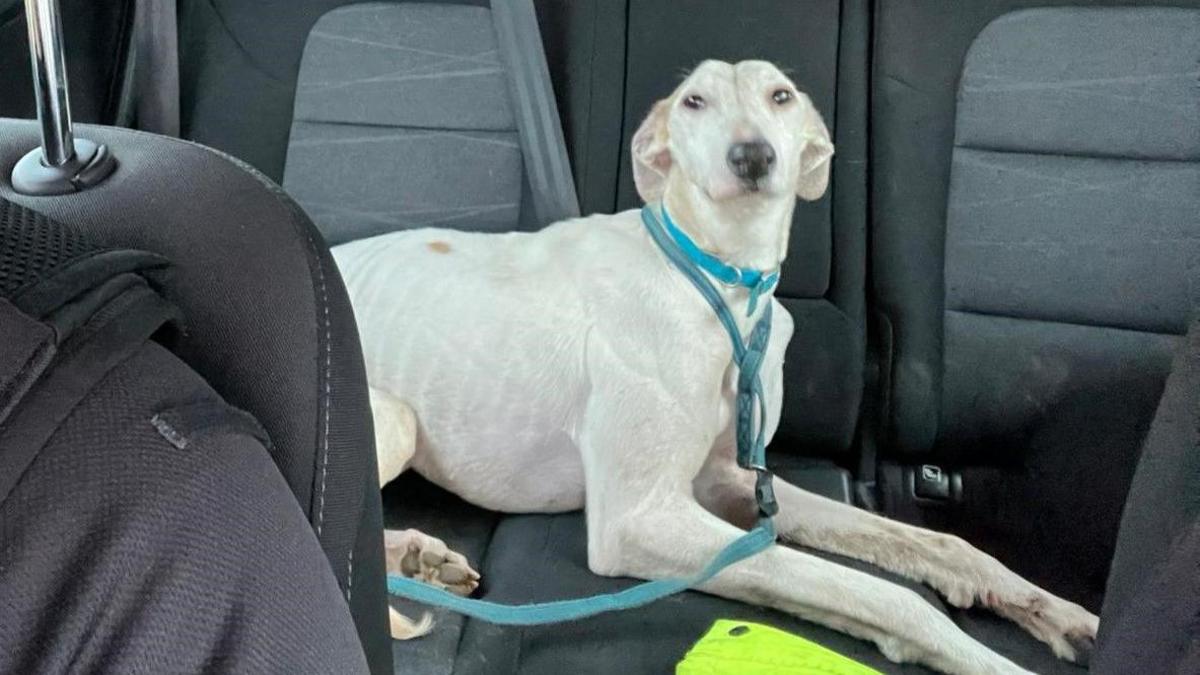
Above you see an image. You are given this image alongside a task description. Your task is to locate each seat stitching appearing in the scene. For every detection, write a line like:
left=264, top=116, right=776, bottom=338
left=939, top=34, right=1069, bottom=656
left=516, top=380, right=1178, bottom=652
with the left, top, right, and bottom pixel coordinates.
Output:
left=309, top=234, right=333, bottom=537
left=107, top=126, right=365, bottom=593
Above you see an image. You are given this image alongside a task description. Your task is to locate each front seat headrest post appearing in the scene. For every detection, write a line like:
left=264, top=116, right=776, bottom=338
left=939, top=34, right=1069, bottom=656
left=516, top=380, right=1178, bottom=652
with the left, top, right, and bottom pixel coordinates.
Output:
left=24, top=0, right=75, bottom=168
left=10, top=0, right=117, bottom=195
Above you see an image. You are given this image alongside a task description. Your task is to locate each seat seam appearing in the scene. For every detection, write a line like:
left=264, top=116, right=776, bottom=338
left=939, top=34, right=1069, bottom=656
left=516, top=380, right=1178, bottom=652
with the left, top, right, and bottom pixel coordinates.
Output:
left=945, top=307, right=1185, bottom=338
left=307, top=233, right=334, bottom=538
left=955, top=144, right=1200, bottom=165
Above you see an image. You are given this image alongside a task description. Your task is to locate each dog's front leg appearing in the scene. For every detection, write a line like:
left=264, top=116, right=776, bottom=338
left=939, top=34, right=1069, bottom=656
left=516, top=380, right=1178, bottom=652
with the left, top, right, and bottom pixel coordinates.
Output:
left=589, top=489, right=1028, bottom=675
left=370, top=387, right=480, bottom=639
left=769, top=480, right=1098, bottom=665
left=696, top=462, right=1098, bottom=664
left=577, top=380, right=1028, bottom=675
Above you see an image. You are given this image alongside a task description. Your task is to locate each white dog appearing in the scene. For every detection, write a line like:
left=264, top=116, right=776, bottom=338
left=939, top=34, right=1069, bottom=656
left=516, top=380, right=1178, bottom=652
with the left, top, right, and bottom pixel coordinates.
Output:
left=332, top=60, right=1097, bottom=675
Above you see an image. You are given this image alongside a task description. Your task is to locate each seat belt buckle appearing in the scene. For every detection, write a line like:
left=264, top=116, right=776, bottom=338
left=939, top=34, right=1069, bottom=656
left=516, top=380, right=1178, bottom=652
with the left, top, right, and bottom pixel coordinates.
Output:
left=754, top=468, right=778, bottom=518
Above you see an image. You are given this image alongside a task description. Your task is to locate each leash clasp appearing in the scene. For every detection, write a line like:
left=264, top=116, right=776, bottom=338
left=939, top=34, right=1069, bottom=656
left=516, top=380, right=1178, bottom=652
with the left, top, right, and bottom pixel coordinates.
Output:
left=752, top=466, right=778, bottom=518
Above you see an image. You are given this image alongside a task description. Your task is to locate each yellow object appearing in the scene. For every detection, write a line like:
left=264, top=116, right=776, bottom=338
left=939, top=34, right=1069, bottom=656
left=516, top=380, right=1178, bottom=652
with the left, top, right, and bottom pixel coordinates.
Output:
left=676, top=619, right=883, bottom=675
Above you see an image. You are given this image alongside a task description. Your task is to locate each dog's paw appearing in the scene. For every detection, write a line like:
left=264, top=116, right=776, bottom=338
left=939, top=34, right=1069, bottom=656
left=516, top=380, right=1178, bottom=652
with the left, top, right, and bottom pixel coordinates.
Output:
left=984, top=589, right=1098, bottom=665
left=385, top=528, right=480, bottom=596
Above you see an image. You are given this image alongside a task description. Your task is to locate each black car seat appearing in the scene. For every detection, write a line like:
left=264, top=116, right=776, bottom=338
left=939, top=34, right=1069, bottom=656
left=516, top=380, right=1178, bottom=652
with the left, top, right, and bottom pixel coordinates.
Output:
left=0, top=4, right=393, bottom=669
left=870, top=0, right=1200, bottom=613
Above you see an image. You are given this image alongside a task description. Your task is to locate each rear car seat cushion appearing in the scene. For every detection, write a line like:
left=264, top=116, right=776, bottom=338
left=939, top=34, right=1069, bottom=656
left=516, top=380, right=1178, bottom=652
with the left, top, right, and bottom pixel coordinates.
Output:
left=385, top=473, right=1086, bottom=675
left=942, top=7, right=1199, bottom=448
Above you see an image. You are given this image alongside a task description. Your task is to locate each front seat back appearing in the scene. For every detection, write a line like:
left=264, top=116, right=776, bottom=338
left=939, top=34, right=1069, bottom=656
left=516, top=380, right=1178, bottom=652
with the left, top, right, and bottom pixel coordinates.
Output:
left=0, top=121, right=391, bottom=671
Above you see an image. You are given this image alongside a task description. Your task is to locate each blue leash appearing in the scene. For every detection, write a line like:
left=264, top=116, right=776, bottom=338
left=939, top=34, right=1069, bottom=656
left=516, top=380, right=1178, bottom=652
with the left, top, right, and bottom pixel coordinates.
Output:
left=386, top=203, right=779, bottom=625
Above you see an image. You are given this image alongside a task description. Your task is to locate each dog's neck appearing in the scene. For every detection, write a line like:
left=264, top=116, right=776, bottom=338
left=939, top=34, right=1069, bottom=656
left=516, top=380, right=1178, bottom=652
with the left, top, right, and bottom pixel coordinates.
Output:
left=661, top=171, right=795, bottom=273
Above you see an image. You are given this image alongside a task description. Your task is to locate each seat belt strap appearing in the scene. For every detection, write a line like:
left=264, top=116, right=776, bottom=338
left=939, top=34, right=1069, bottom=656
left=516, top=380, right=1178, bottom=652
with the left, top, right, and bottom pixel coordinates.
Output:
left=490, top=0, right=580, bottom=225
left=132, top=0, right=180, bottom=136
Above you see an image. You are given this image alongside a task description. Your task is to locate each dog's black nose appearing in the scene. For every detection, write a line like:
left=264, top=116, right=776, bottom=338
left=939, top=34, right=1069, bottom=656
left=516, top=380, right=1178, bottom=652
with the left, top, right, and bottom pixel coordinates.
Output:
left=727, top=141, right=776, bottom=184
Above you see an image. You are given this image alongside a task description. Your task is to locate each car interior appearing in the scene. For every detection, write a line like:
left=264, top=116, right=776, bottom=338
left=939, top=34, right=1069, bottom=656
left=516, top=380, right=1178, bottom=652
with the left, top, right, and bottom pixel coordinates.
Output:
left=0, top=0, right=1197, bottom=673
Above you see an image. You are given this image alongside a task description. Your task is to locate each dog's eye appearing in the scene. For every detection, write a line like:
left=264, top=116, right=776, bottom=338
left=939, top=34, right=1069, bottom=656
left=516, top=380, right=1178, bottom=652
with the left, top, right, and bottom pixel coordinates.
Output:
left=682, top=94, right=706, bottom=110
left=771, top=89, right=793, bottom=105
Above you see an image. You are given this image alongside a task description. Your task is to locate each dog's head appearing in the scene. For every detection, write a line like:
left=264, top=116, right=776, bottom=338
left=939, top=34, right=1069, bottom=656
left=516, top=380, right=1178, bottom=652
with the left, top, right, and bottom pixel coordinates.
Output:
left=632, top=60, right=833, bottom=205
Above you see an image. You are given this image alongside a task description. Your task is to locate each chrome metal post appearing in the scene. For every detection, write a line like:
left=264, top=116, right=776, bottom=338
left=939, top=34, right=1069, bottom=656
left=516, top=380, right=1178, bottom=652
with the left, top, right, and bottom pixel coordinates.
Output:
left=23, top=0, right=75, bottom=167
left=11, top=0, right=115, bottom=195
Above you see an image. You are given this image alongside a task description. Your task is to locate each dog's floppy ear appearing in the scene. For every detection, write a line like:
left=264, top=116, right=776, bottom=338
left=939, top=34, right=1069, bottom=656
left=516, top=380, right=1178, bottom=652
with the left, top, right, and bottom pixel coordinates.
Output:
left=631, top=99, right=672, bottom=203
left=795, top=96, right=834, bottom=202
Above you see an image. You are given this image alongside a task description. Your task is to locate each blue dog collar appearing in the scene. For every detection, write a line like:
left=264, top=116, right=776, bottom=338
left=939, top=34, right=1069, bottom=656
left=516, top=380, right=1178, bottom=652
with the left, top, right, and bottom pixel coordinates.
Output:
left=658, top=204, right=779, bottom=316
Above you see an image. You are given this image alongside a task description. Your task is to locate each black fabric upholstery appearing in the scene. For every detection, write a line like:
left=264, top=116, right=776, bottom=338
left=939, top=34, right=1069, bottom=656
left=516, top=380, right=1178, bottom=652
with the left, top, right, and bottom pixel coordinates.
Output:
left=871, top=0, right=1200, bottom=608
left=532, top=0, right=627, bottom=217
left=0, top=120, right=391, bottom=674
left=1, top=335, right=370, bottom=674
left=0, top=204, right=368, bottom=673
left=177, top=0, right=615, bottom=209
left=281, top=1, right=577, bottom=244
left=871, top=0, right=1200, bottom=455
left=385, top=476, right=1084, bottom=675
left=1094, top=318, right=1200, bottom=672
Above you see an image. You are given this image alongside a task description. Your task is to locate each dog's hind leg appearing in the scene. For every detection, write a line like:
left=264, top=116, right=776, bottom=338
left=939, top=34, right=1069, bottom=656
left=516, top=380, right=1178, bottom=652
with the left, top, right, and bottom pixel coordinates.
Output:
left=370, top=387, right=481, bottom=638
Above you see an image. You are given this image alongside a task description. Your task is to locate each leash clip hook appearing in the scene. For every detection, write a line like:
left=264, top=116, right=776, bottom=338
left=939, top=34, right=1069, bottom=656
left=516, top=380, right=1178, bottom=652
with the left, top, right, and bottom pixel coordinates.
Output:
left=752, top=466, right=778, bottom=518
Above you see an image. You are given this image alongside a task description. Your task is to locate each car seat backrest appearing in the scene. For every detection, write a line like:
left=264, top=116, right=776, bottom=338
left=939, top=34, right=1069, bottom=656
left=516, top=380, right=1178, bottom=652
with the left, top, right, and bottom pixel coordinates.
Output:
left=938, top=6, right=1200, bottom=455
left=284, top=2, right=531, bottom=245
left=0, top=119, right=391, bottom=674
left=875, top=3, right=1200, bottom=457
